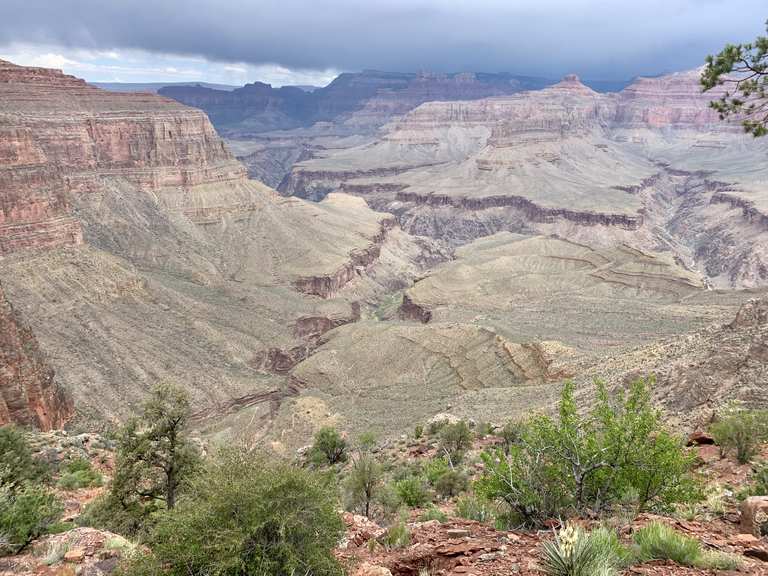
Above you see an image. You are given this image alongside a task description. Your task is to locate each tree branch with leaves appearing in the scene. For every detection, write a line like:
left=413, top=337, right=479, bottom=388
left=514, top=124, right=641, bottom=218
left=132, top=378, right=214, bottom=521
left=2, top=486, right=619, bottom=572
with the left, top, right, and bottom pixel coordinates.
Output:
left=702, top=20, right=768, bottom=136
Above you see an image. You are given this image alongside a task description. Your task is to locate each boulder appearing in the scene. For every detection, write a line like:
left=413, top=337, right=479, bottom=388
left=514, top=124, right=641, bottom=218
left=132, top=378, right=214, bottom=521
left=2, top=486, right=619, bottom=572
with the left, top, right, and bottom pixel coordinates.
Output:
left=741, top=496, right=768, bottom=536
left=64, top=548, right=86, bottom=563
left=686, top=430, right=715, bottom=446
left=744, top=547, right=768, bottom=562
left=354, top=562, right=393, bottom=576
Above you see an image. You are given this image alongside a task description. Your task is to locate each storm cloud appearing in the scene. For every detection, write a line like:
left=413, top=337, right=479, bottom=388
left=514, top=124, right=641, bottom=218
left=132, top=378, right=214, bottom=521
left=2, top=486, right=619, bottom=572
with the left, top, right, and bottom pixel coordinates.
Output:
left=1, top=0, right=766, bottom=80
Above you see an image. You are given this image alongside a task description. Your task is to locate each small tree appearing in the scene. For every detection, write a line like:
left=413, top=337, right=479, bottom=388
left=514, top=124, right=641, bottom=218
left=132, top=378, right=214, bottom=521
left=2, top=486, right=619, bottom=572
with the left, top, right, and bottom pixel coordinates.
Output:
left=85, top=384, right=199, bottom=535
left=0, top=426, right=61, bottom=556
left=116, top=384, right=198, bottom=510
left=125, top=448, right=344, bottom=576
left=702, top=21, right=768, bottom=137
left=311, top=427, right=348, bottom=466
left=440, top=421, right=473, bottom=465
left=345, top=453, right=382, bottom=518
left=0, top=426, right=46, bottom=490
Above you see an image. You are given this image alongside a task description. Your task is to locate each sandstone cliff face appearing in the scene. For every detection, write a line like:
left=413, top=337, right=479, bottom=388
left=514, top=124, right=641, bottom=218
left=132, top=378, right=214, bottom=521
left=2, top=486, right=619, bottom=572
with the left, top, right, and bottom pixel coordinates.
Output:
left=0, top=58, right=245, bottom=255
left=614, top=69, right=726, bottom=129
left=0, top=283, right=71, bottom=429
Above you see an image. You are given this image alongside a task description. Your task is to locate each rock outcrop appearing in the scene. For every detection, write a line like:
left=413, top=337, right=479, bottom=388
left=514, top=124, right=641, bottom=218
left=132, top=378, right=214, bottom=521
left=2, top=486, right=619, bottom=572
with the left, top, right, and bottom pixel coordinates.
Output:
left=0, top=282, right=71, bottom=429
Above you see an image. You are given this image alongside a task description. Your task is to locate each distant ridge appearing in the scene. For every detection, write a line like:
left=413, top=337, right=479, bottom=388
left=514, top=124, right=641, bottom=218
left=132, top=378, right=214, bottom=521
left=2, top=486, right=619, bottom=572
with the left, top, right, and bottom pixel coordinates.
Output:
left=92, top=81, right=239, bottom=93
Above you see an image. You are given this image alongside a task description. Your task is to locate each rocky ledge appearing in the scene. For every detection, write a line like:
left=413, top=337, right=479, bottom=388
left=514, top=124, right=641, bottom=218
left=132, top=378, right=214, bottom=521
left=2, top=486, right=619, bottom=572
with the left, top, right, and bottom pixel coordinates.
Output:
left=292, top=218, right=397, bottom=298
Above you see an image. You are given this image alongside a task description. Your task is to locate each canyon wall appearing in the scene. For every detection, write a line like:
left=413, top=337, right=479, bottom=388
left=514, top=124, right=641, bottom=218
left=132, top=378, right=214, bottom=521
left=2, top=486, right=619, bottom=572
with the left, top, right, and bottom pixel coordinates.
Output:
left=0, top=282, right=72, bottom=430
left=280, top=69, right=768, bottom=286
left=0, top=58, right=245, bottom=255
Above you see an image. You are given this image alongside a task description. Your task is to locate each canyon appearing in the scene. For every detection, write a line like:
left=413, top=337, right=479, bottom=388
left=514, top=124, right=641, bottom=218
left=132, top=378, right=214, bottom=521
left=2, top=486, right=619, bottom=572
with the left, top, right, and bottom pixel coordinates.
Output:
left=162, top=71, right=555, bottom=187
left=2, top=57, right=768, bottom=449
left=0, top=59, right=444, bottom=434
left=279, top=70, right=768, bottom=288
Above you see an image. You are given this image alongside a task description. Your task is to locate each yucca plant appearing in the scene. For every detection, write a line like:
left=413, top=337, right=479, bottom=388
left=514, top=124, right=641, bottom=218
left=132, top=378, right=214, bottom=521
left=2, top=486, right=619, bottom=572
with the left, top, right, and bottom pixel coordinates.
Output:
left=541, top=524, right=618, bottom=576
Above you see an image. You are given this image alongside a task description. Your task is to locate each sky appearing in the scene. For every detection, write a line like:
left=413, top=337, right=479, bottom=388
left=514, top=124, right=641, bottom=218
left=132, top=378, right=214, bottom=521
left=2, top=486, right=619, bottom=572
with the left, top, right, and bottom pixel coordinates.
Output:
left=0, top=0, right=766, bottom=87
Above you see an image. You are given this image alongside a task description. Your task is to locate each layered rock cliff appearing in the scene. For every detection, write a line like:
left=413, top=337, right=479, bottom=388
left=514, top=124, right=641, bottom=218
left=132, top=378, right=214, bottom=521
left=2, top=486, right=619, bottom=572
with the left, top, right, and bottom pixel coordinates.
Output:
left=0, top=282, right=71, bottom=429
left=0, top=58, right=245, bottom=255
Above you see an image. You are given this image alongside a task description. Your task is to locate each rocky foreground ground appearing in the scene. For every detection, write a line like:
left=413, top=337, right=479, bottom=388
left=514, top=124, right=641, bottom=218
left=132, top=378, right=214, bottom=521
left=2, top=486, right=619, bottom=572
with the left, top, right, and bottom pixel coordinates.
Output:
left=5, top=429, right=768, bottom=576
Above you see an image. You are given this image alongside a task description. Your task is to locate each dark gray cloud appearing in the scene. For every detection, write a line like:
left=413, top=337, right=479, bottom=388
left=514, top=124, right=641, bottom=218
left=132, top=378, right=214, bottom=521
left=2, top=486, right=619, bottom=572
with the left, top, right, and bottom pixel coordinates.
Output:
left=1, top=0, right=766, bottom=79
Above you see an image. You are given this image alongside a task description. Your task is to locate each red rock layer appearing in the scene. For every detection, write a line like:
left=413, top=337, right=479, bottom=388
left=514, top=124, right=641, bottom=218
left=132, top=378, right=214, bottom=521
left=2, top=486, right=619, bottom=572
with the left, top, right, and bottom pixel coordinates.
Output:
left=292, top=218, right=396, bottom=298
left=0, top=58, right=245, bottom=255
left=0, top=283, right=72, bottom=429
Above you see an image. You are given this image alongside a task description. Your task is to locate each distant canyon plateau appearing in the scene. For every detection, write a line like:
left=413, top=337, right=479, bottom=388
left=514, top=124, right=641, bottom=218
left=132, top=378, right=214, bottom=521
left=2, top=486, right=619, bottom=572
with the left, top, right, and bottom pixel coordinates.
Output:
left=1, top=60, right=768, bottom=451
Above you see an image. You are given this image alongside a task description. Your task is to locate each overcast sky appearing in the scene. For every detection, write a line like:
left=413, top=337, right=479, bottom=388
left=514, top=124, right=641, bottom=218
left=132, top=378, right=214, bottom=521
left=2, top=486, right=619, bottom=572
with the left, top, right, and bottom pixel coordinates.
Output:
left=1, top=1, right=765, bottom=86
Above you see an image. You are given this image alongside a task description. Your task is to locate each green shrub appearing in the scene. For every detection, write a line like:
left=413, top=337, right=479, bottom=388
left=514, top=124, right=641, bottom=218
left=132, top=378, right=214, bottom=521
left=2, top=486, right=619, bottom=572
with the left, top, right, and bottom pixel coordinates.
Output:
left=0, top=426, right=46, bottom=490
left=633, top=522, right=741, bottom=570
left=394, top=477, right=429, bottom=508
left=500, top=420, right=522, bottom=454
left=357, top=432, right=377, bottom=453
left=381, top=517, right=410, bottom=549
left=428, top=419, right=449, bottom=436
left=710, top=408, right=768, bottom=464
left=344, top=454, right=382, bottom=518
left=739, top=461, right=768, bottom=500
left=46, top=521, right=75, bottom=534
left=57, top=458, right=102, bottom=490
left=376, top=483, right=404, bottom=521
left=419, top=505, right=447, bottom=523
left=439, top=421, right=472, bottom=464
left=414, top=425, right=424, bottom=439
left=0, top=485, right=62, bottom=555
left=540, top=524, right=618, bottom=576
left=311, top=427, right=348, bottom=466
left=633, top=522, right=701, bottom=566
left=434, top=469, right=469, bottom=499
left=455, top=494, right=497, bottom=524
left=476, top=378, right=699, bottom=527
left=123, top=448, right=344, bottom=576
left=696, top=550, right=743, bottom=570
left=76, top=491, right=151, bottom=537
left=476, top=421, right=493, bottom=439
left=424, top=457, right=450, bottom=485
